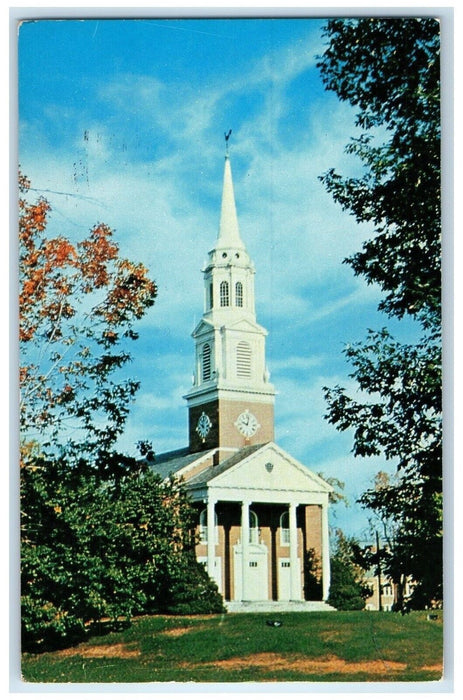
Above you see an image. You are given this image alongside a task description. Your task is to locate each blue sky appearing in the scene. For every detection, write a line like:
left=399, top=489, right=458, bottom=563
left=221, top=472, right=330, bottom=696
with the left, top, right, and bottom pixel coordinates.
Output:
left=18, top=17, right=421, bottom=539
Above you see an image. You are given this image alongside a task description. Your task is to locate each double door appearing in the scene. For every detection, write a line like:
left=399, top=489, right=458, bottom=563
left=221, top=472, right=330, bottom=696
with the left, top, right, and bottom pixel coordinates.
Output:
left=233, top=544, right=268, bottom=601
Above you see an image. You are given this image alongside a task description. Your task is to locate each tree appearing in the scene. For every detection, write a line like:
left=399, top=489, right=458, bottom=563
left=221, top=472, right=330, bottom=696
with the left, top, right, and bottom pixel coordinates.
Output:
left=19, top=176, right=224, bottom=650
left=21, top=449, right=224, bottom=651
left=358, top=470, right=442, bottom=610
left=317, top=18, right=440, bottom=331
left=327, top=529, right=371, bottom=610
left=19, top=171, right=157, bottom=460
left=317, top=18, right=442, bottom=606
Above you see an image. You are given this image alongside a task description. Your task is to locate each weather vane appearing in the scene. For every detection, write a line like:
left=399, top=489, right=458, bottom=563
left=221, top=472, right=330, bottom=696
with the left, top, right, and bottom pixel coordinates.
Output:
left=224, top=129, right=232, bottom=154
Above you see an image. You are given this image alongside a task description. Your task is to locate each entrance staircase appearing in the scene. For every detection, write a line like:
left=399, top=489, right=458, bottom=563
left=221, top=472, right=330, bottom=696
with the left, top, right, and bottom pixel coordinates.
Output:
left=225, top=600, right=336, bottom=613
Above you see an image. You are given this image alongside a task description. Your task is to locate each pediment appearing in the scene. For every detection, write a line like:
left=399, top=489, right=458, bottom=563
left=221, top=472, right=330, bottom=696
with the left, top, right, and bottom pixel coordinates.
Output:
left=226, top=318, right=268, bottom=335
left=191, top=318, right=214, bottom=337
left=192, top=316, right=267, bottom=338
left=209, top=443, right=333, bottom=494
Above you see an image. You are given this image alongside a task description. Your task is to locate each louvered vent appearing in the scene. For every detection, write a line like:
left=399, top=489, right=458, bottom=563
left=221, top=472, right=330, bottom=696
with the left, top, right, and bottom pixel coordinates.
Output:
left=202, top=343, right=211, bottom=381
left=236, top=341, right=251, bottom=377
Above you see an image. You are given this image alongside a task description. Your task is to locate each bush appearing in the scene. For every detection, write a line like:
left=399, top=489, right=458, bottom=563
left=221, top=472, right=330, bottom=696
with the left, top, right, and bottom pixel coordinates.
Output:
left=163, top=554, right=226, bottom=615
left=21, top=454, right=225, bottom=651
left=21, top=597, right=86, bottom=652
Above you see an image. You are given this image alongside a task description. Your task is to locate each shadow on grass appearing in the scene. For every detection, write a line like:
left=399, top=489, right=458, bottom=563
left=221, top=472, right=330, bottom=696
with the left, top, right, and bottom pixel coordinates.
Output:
left=23, top=619, right=132, bottom=655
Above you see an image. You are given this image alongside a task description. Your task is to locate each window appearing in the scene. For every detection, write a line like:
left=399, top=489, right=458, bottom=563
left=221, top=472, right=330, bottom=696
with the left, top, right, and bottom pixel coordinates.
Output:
left=280, top=511, right=290, bottom=546
left=209, top=283, right=213, bottom=309
left=241, top=509, right=259, bottom=544
left=236, top=341, right=251, bottom=378
left=249, top=510, right=259, bottom=544
left=199, top=509, right=218, bottom=544
left=220, top=281, right=229, bottom=306
left=202, top=343, right=211, bottom=381
left=235, top=281, right=243, bottom=307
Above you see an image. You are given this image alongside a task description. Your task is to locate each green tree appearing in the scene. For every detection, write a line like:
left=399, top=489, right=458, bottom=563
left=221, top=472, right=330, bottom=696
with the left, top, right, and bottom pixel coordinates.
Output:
left=21, top=448, right=224, bottom=651
left=317, top=18, right=440, bottom=330
left=317, top=18, right=442, bottom=606
left=327, top=530, right=371, bottom=610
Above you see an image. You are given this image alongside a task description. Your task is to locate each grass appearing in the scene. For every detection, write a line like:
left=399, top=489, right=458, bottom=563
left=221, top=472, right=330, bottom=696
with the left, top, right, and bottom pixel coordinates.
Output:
left=21, top=610, right=444, bottom=684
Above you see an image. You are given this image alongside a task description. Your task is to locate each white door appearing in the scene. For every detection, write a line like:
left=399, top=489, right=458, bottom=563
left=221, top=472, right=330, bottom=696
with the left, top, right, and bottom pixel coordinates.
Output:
left=278, top=557, right=301, bottom=600
left=198, top=557, right=222, bottom=594
left=233, top=544, right=268, bottom=601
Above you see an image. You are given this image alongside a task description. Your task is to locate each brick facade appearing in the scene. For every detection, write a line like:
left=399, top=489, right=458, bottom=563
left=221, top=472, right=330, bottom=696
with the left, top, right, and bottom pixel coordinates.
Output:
left=189, top=398, right=274, bottom=453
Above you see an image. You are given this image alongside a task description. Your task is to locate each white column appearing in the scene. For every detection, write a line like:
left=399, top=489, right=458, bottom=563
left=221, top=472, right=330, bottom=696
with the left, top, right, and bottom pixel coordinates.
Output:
left=207, top=497, right=216, bottom=582
left=241, top=500, right=250, bottom=601
left=322, top=500, right=331, bottom=601
left=289, top=502, right=301, bottom=600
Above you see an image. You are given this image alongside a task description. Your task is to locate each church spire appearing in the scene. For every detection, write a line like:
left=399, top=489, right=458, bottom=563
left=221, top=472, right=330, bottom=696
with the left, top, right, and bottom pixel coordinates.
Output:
left=216, top=145, right=245, bottom=251
left=184, top=143, right=275, bottom=453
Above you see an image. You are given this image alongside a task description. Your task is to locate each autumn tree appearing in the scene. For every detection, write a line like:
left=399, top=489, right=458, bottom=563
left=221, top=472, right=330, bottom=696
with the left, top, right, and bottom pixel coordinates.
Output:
left=317, top=18, right=442, bottom=606
left=19, top=171, right=157, bottom=460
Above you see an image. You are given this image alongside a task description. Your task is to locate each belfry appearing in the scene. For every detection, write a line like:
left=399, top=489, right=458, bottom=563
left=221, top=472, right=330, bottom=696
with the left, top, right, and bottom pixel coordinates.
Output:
left=151, top=143, right=333, bottom=610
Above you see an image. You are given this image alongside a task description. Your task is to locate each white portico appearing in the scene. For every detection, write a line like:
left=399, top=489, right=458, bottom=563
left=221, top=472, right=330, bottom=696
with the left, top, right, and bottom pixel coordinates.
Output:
left=184, top=442, right=332, bottom=604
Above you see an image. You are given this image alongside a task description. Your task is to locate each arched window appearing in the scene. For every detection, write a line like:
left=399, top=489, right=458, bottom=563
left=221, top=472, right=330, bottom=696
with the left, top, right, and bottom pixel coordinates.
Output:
left=220, top=281, right=229, bottom=307
left=199, top=509, right=218, bottom=543
left=280, top=511, right=290, bottom=546
left=209, top=282, right=213, bottom=309
left=240, top=510, right=259, bottom=544
left=249, top=510, right=259, bottom=544
left=235, top=281, right=243, bottom=307
left=236, top=341, right=251, bottom=378
left=202, top=343, right=211, bottom=381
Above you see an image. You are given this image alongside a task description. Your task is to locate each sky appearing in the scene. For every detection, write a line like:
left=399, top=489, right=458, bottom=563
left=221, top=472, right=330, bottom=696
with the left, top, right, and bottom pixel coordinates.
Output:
left=18, top=16, right=425, bottom=539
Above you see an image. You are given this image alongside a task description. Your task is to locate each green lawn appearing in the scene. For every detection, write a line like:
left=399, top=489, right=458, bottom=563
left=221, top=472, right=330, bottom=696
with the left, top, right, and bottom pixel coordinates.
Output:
left=22, top=610, right=444, bottom=683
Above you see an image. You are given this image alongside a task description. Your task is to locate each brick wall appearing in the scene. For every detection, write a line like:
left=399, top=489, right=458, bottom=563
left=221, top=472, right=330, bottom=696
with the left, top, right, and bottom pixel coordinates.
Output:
left=188, top=399, right=274, bottom=452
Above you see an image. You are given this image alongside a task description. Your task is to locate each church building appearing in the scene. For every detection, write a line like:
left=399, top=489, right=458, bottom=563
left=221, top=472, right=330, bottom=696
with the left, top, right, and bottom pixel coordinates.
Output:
left=152, top=147, right=334, bottom=610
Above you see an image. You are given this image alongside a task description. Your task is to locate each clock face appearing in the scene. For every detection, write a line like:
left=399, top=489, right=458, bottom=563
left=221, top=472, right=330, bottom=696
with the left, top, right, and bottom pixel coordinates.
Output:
left=196, top=412, right=212, bottom=440
left=235, top=410, right=260, bottom=438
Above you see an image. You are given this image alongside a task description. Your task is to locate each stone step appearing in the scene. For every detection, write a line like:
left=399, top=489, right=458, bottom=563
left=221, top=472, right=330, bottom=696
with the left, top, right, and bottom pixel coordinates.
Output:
left=225, top=600, right=336, bottom=613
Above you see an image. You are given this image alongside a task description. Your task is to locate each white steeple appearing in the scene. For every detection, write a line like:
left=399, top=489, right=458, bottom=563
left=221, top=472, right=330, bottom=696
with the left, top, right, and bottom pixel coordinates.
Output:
left=184, top=141, right=275, bottom=452
left=216, top=154, right=245, bottom=252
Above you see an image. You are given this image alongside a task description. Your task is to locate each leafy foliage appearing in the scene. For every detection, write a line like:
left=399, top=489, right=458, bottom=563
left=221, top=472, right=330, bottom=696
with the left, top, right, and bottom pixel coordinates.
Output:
left=327, top=530, right=371, bottom=610
left=318, top=18, right=440, bottom=330
left=303, top=548, right=323, bottom=600
left=21, top=448, right=224, bottom=651
left=317, top=18, right=442, bottom=607
left=357, top=471, right=442, bottom=609
left=19, top=172, right=158, bottom=458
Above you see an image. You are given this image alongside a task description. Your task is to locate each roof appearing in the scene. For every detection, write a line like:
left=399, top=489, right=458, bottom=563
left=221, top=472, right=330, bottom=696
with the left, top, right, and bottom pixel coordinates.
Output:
left=149, top=447, right=213, bottom=480
left=150, top=441, right=333, bottom=497
left=185, top=443, right=265, bottom=488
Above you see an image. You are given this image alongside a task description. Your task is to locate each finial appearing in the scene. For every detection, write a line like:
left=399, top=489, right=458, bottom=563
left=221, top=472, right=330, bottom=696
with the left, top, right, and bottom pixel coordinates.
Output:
left=224, top=129, right=232, bottom=155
